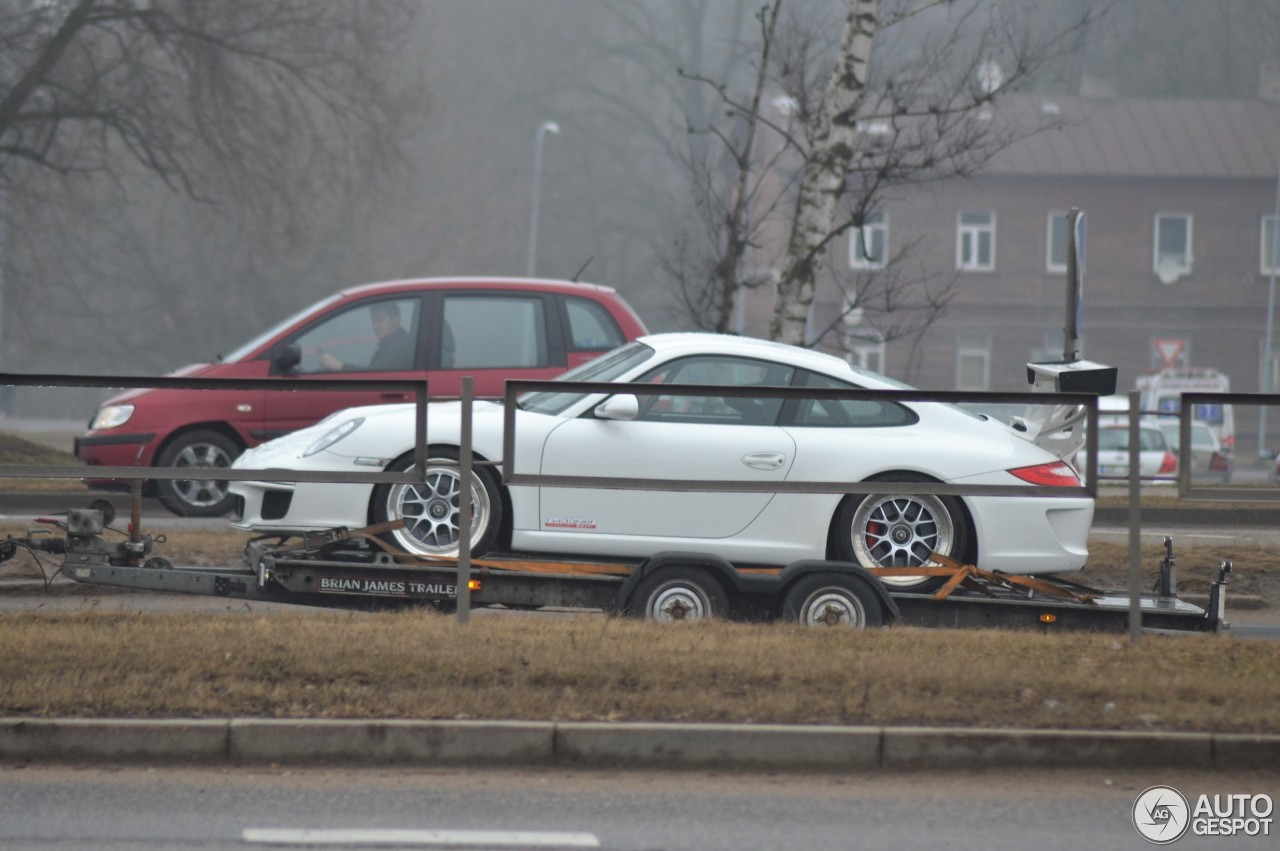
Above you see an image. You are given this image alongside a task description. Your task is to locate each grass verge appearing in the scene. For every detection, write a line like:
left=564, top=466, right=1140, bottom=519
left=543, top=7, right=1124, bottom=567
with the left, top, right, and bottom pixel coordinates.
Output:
left=0, top=610, right=1274, bottom=732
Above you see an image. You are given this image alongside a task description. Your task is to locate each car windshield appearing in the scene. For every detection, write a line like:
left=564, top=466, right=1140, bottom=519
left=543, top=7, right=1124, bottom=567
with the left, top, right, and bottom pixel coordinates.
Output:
left=518, top=341, right=656, bottom=415
left=220, top=293, right=346, bottom=363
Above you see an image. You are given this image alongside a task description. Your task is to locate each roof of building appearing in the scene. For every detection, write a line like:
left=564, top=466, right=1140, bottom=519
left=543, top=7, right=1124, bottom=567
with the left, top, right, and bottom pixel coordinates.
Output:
left=984, top=94, right=1280, bottom=179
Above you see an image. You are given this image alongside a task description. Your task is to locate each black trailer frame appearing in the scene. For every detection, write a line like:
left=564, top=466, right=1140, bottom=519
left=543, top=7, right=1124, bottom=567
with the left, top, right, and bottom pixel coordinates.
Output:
left=12, top=508, right=1226, bottom=635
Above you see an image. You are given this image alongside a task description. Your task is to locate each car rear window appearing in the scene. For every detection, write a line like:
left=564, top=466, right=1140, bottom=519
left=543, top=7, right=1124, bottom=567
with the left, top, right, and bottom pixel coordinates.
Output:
left=565, top=296, right=625, bottom=351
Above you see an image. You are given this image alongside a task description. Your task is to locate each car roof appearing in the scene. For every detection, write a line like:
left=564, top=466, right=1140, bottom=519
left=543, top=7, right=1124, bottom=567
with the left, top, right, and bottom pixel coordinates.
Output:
left=633, top=331, right=884, bottom=383
left=337, top=276, right=624, bottom=300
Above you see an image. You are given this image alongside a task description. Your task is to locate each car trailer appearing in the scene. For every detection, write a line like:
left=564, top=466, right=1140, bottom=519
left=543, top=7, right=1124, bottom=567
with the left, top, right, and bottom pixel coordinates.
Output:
left=2, top=506, right=1228, bottom=635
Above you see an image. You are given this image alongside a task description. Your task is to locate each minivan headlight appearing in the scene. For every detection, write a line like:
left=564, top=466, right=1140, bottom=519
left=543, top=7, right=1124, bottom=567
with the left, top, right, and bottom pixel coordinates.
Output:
left=91, top=404, right=135, bottom=430
left=303, top=417, right=365, bottom=457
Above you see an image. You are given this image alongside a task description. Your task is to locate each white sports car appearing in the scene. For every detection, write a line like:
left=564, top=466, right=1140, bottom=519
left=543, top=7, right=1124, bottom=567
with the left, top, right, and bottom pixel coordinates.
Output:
left=229, top=333, right=1093, bottom=585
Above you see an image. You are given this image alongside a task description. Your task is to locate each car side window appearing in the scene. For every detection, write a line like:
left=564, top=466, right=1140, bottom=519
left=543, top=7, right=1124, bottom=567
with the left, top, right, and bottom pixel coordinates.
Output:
left=444, top=295, right=548, bottom=369
left=565, top=296, right=625, bottom=351
left=290, top=298, right=421, bottom=374
left=630, top=356, right=794, bottom=425
left=781, top=370, right=916, bottom=428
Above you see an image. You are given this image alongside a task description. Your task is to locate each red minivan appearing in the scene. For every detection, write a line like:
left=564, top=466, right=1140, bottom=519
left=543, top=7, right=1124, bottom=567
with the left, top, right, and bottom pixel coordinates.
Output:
left=76, top=277, right=648, bottom=516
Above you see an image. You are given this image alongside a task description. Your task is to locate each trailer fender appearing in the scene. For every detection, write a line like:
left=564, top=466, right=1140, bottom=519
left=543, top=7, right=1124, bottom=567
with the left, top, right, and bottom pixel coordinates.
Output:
left=776, top=561, right=901, bottom=624
left=613, top=551, right=740, bottom=616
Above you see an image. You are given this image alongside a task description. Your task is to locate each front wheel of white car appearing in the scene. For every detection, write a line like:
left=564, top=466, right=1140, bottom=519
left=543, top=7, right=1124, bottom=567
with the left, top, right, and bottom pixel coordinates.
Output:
left=832, top=473, right=969, bottom=589
left=370, top=449, right=502, bottom=558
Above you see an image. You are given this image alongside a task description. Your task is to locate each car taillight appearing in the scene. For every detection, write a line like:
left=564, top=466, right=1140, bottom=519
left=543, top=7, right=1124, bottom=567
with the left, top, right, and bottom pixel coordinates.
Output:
left=1158, top=451, right=1178, bottom=475
left=1209, top=452, right=1230, bottom=471
left=1009, top=461, right=1081, bottom=486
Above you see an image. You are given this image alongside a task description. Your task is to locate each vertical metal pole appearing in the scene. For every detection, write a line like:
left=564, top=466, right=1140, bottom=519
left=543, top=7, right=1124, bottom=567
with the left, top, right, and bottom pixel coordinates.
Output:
left=526, top=121, right=559, bottom=278
left=1127, top=389, right=1142, bottom=643
left=1258, top=171, right=1280, bottom=457
left=1063, top=208, right=1081, bottom=362
left=456, top=376, right=473, bottom=625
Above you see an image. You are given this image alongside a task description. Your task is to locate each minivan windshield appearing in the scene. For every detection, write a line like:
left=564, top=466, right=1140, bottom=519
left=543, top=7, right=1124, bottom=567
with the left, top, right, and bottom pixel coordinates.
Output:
left=518, top=342, right=655, bottom=415
left=220, top=293, right=346, bottom=363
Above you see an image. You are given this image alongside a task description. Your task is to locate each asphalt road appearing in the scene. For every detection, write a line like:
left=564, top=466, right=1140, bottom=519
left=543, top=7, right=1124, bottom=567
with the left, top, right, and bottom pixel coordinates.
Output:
left=1, top=765, right=1276, bottom=851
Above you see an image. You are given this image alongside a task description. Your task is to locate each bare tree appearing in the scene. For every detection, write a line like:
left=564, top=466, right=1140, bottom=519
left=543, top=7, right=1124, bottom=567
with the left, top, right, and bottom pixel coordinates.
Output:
left=0, top=0, right=421, bottom=223
left=0, top=0, right=426, bottom=376
left=670, top=0, right=1101, bottom=350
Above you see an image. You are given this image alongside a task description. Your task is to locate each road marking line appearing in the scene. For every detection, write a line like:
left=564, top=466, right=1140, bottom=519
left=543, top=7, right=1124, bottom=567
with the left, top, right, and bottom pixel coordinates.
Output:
left=242, top=828, right=601, bottom=847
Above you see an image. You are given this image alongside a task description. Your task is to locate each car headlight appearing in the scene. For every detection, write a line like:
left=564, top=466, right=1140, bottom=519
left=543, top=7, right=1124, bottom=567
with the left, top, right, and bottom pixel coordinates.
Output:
left=91, top=404, right=135, bottom=430
left=303, top=417, right=365, bottom=457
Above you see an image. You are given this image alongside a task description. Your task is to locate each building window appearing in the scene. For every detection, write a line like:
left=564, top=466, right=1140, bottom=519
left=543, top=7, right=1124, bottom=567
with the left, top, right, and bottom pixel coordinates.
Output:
left=1262, top=215, right=1280, bottom=276
left=849, top=210, right=888, bottom=269
left=956, top=333, right=991, bottom=390
left=957, top=210, right=995, bottom=272
left=1153, top=213, right=1192, bottom=283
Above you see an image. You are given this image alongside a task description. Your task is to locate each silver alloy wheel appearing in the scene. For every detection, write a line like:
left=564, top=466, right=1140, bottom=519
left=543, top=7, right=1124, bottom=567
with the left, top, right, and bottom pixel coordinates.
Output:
left=850, top=493, right=954, bottom=587
left=386, top=461, right=492, bottom=557
left=170, top=441, right=234, bottom=509
left=798, top=588, right=867, bottom=627
left=647, top=584, right=711, bottom=623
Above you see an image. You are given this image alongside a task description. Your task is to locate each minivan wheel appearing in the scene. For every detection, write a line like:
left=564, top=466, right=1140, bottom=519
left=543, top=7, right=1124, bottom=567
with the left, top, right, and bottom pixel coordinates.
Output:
left=371, top=449, right=502, bottom=558
left=155, top=430, right=241, bottom=517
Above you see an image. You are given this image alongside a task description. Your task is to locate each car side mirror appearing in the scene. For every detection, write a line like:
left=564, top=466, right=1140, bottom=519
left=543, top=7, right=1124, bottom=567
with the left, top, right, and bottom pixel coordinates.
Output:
left=273, top=343, right=302, bottom=373
left=594, top=394, right=639, bottom=421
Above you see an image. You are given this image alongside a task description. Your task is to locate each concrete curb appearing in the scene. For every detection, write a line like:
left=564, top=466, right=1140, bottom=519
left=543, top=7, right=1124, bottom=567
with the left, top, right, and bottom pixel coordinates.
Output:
left=2, top=718, right=1278, bottom=772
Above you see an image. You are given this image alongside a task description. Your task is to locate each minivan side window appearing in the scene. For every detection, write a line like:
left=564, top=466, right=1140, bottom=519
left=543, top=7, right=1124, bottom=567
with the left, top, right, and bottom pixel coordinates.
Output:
left=565, top=296, right=625, bottom=351
left=444, top=295, right=548, bottom=369
left=292, top=298, right=421, bottom=374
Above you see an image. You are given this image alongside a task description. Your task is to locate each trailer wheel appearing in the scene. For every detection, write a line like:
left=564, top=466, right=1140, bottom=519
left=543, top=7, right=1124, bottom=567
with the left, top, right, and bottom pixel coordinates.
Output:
left=155, top=430, right=240, bottom=517
left=371, top=449, right=502, bottom=558
left=627, top=567, right=727, bottom=623
left=782, top=574, right=883, bottom=628
left=832, top=472, right=968, bottom=590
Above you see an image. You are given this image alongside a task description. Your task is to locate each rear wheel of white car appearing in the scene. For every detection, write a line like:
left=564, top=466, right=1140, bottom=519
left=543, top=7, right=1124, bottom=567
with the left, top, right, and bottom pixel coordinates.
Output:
left=155, top=430, right=240, bottom=517
left=832, top=473, right=969, bottom=589
left=371, top=449, right=502, bottom=558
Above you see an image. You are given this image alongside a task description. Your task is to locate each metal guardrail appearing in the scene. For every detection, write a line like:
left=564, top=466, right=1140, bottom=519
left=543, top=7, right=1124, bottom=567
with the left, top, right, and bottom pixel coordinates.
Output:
left=501, top=380, right=1101, bottom=499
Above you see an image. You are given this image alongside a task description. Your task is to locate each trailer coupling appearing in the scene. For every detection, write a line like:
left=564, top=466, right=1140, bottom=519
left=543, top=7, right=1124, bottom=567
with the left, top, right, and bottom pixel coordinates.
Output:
left=2, top=508, right=163, bottom=571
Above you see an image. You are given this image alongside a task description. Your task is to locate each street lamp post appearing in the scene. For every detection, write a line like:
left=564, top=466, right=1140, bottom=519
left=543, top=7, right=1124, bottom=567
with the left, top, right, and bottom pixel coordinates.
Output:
left=525, top=120, right=560, bottom=278
left=1258, top=169, right=1280, bottom=458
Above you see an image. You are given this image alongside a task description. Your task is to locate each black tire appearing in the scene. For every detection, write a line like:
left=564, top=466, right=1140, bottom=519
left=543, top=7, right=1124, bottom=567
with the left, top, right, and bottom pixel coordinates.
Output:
left=625, top=567, right=728, bottom=623
left=831, top=472, right=969, bottom=589
left=155, top=430, right=241, bottom=517
left=370, top=448, right=502, bottom=558
left=781, top=574, right=883, bottom=628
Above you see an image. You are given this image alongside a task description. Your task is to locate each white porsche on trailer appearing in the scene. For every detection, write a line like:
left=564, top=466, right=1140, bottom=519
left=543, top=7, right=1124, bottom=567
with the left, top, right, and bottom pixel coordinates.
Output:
left=227, top=333, right=1092, bottom=588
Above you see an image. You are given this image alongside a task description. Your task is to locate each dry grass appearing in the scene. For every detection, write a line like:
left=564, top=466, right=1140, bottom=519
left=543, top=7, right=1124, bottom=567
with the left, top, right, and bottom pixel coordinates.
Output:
left=0, top=610, right=1274, bottom=732
left=2, top=521, right=1277, bottom=733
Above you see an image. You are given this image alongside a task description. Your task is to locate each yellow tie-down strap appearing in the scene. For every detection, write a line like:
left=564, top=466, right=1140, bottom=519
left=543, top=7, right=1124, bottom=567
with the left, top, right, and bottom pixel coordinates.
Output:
left=871, top=555, right=1097, bottom=605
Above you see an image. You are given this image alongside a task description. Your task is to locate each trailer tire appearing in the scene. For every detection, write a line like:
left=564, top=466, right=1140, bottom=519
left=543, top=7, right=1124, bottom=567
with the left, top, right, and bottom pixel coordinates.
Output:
left=155, top=430, right=240, bottom=517
left=371, top=448, right=502, bottom=559
left=782, top=574, right=883, bottom=628
left=832, top=472, right=968, bottom=590
left=626, top=567, right=727, bottom=623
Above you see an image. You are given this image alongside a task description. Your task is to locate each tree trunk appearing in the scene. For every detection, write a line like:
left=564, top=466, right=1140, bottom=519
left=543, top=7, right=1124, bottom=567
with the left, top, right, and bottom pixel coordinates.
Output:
left=768, top=0, right=878, bottom=345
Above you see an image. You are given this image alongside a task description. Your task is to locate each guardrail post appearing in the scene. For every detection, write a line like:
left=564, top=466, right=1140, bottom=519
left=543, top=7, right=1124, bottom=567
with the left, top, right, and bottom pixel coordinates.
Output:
left=456, top=376, right=473, bottom=626
left=1127, top=389, right=1142, bottom=643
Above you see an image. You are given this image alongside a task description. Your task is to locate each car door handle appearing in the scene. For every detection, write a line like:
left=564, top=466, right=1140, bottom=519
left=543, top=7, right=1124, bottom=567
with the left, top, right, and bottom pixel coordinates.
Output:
left=742, top=451, right=787, bottom=471
left=380, top=392, right=410, bottom=401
